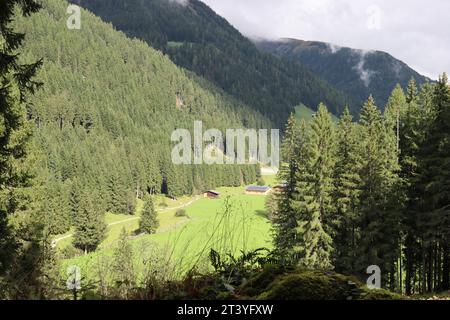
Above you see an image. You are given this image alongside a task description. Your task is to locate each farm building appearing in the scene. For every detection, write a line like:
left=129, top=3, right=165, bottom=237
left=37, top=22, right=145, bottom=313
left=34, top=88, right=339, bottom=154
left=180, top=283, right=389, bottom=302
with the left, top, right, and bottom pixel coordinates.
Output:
left=245, top=186, right=272, bottom=195
left=273, top=183, right=288, bottom=193
left=204, top=190, right=221, bottom=199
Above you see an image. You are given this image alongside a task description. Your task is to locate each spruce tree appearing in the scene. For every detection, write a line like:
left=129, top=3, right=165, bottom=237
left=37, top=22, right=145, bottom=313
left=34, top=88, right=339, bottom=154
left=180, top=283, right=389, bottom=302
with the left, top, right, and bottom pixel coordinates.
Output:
left=333, top=107, right=362, bottom=274
left=292, top=105, right=334, bottom=269
left=357, top=96, right=402, bottom=285
left=273, top=114, right=300, bottom=255
left=384, top=84, right=407, bottom=154
left=139, top=196, right=159, bottom=234
left=0, top=0, right=42, bottom=297
left=416, top=74, right=450, bottom=291
left=113, top=228, right=135, bottom=298
left=309, top=104, right=337, bottom=237
left=73, top=190, right=106, bottom=253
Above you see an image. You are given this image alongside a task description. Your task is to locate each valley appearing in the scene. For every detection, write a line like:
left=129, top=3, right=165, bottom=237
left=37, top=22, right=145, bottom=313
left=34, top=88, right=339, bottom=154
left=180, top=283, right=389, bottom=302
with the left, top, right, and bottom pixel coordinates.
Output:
left=60, top=180, right=275, bottom=281
left=1, top=0, right=449, bottom=302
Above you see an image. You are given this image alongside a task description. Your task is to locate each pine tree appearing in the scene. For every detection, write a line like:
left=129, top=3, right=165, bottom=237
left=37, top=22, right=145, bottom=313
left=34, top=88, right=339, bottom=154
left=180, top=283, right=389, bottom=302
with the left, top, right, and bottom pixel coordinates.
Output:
left=309, top=104, right=337, bottom=237
left=384, top=84, right=407, bottom=154
left=386, top=80, right=426, bottom=294
left=139, top=196, right=159, bottom=234
left=0, top=0, right=42, bottom=297
left=333, top=107, right=362, bottom=274
left=113, top=228, right=135, bottom=299
left=273, top=114, right=300, bottom=255
left=416, top=74, right=450, bottom=291
left=292, top=105, right=334, bottom=270
left=357, top=96, right=402, bottom=285
left=41, top=177, right=72, bottom=235
left=73, top=190, right=106, bottom=253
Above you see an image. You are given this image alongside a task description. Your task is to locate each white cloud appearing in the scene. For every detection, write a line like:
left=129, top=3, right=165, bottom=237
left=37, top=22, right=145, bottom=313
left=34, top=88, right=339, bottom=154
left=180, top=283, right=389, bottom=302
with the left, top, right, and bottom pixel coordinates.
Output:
left=353, top=51, right=377, bottom=87
left=202, top=0, right=450, bottom=80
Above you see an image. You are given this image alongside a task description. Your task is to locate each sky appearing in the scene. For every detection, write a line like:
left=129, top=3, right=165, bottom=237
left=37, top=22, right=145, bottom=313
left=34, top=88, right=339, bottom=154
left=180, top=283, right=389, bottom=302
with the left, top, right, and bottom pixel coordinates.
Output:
left=201, top=0, right=450, bottom=80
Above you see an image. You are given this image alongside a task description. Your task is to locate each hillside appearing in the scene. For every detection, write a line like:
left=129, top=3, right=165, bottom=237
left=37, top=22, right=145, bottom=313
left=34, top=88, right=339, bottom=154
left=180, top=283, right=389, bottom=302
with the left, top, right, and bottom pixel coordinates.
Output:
left=68, top=0, right=354, bottom=125
left=294, top=104, right=338, bottom=123
left=256, top=38, right=431, bottom=110
left=15, top=0, right=268, bottom=235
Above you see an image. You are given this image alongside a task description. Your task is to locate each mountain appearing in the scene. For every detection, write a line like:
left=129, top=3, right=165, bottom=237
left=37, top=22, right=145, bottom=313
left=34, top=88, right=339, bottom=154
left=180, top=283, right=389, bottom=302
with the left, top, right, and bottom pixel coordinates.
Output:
left=69, top=0, right=354, bottom=125
left=256, top=38, right=431, bottom=110
left=14, top=0, right=269, bottom=233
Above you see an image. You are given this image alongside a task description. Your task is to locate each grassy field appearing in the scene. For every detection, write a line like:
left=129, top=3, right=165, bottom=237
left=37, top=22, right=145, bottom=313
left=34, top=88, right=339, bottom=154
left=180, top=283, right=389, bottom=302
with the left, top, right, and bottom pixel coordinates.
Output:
left=261, top=174, right=279, bottom=187
left=61, top=183, right=273, bottom=279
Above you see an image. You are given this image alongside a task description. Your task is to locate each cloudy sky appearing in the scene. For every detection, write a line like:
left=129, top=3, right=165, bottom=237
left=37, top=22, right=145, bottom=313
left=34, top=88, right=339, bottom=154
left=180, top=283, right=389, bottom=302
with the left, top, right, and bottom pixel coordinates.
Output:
left=201, top=0, right=449, bottom=80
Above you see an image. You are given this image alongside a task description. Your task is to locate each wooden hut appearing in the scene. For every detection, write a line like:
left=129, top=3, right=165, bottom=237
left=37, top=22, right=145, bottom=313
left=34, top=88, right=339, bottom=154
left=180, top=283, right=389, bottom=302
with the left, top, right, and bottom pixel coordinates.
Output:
left=204, top=190, right=221, bottom=199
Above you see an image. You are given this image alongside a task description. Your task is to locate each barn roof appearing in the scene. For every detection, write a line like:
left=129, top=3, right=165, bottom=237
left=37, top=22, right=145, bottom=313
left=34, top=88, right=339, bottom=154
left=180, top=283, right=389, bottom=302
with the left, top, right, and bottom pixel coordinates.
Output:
left=246, top=186, right=271, bottom=192
left=206, top=190, right=220, bottom=195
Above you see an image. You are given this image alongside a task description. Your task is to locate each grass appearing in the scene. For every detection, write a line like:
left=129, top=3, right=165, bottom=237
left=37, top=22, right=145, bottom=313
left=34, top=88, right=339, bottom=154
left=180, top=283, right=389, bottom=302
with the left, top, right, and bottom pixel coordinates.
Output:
left=295, top=104, right=316, bottom=122
left=261, top=174, right=279, bottom=187
left=61, top=180, right=275, bottom=280
left=295, top=104, right=339, bottom=123
left=167, top=41, right=185, bottom=48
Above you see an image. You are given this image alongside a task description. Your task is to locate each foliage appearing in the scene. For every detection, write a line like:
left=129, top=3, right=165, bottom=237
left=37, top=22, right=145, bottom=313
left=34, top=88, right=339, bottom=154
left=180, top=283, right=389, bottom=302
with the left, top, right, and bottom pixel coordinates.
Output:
left=139, top=196, right=159, bottom=234
left=14, top=0, right=264, bottom=245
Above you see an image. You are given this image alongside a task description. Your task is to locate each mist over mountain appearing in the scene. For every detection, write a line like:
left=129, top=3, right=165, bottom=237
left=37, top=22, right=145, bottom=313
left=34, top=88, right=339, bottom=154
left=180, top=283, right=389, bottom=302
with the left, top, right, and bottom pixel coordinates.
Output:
left=256, top=38, right=431, bottom=109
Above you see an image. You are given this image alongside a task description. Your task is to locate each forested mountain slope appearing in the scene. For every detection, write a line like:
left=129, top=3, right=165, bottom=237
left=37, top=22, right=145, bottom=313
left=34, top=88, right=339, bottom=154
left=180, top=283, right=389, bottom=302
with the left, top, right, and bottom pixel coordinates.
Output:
left=256, top=38, right=431, bottom=109
left=15, top=0, right=267, bottom=235
left=68, top=0, right=354, bottom=124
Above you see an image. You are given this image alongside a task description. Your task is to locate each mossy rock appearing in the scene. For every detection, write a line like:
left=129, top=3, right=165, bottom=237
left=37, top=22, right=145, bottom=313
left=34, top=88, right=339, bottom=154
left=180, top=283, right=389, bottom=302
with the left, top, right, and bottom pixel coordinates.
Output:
left=257, top=270, right=360, bottom=300
left=238, top=264, right=288, bottom=298
left=360, top=288, right=405, bottom=300
left=238, top=266, right=403, bottom=300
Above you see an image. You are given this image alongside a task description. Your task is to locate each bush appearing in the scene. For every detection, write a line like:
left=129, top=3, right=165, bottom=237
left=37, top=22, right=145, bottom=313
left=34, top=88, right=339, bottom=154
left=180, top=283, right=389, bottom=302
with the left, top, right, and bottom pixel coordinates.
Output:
left=175, top=209, right=187, bottom=217
left=58, top=244, right=84, bottom=259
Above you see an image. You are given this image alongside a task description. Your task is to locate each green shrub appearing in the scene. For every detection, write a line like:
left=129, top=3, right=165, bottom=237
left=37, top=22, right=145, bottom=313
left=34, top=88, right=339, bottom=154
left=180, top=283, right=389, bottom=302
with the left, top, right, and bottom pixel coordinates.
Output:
left=58, top=244, right=84, bottom=260
left=175, top=209, right=187, bottom=217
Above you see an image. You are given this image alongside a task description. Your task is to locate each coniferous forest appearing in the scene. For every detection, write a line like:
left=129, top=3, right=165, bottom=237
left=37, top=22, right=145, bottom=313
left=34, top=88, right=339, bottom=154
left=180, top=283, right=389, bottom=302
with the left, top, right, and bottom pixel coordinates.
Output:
left=0, top=0, right=449, bottom=303
left=275, top=77, right=450, bottom=294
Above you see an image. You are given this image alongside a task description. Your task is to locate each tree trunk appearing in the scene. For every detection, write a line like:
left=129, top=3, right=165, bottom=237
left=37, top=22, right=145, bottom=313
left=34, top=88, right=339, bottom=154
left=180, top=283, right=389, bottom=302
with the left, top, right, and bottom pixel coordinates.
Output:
left=442, top=242, right=449, bottom=291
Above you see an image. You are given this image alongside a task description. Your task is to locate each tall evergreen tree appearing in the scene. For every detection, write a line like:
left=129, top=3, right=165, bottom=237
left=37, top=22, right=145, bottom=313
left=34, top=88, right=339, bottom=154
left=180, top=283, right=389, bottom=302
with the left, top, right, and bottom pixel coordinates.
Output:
left=357, top=96, right=402, bottom=286
left=292, top=105, right=334, bottom=269
left=309, top=104, right=337, bottom=237
left=73, top=190, right=106, bottom=253
left=0, top=0, right=42, bottom=297
left=273, top=115, right=301, bottom=256
left=139, top=196, right=159, bottom=234
left=333, top=107, right=362, bottom=274
left=384, top=84, right=407, bottom=154
left=416, top=74, right=450, bottom=291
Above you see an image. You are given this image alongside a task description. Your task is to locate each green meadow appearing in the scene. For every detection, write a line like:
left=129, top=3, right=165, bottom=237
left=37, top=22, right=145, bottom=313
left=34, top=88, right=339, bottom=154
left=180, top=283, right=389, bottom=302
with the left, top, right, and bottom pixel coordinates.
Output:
left=61, top=184, right=274, bottom=279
